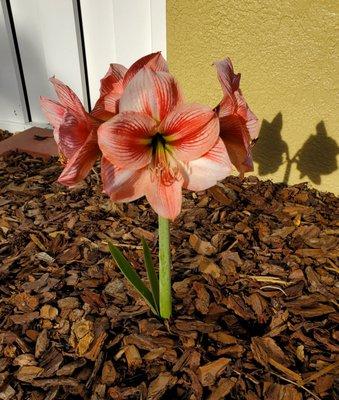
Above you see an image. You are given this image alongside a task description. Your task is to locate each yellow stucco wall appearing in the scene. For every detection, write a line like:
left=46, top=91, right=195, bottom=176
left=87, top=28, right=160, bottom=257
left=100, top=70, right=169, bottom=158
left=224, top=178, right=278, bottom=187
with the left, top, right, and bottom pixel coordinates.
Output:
left=167, top=0, right=339, bottom=194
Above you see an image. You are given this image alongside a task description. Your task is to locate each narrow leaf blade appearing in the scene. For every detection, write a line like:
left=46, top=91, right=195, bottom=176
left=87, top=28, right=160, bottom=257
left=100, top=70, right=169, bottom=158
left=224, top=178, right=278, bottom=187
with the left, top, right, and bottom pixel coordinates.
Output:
left=141, top=237, right=159, bottom=312
left=108, top=242, right=157, bottom=314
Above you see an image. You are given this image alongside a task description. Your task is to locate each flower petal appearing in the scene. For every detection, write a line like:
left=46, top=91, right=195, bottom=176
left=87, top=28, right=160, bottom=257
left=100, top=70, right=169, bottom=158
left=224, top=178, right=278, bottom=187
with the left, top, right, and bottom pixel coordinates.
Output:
left=119, top=68, right=183, bottom=121
left=214, top=57, right=241, bottom=97
left=91, top=64, right=127, bottom=120
left=214, top=95, right=235, bottom=118
left=101, top=157, right=147, bottom=202
left=235, top=91, right=260, bottom=140
left=50, top=77, right=87, bottom=120
left=98, top=111, right=156, bottom=169
left=40, top=97, right=66, bottom=128
left=57, top=112, right=92, bottom=159
left=182, top=138, right=232, bottom=191
left=145, top=174, right=183, bottom=220
left=58, top=130, right=99, bottom=186
left=219, top=115, right=254, bottom=175
left=99, top=63, right=127, bottom=96
left=123, top=52, right=168, bottom=87
left=91, top=92, right=121, bottom=120
left=160, top=104, right=219, bottom=162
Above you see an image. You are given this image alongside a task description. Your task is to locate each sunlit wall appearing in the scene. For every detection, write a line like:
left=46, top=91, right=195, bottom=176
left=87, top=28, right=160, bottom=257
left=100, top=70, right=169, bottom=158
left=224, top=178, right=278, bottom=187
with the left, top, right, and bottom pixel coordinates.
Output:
left=167, top=0, right=338, bottom=194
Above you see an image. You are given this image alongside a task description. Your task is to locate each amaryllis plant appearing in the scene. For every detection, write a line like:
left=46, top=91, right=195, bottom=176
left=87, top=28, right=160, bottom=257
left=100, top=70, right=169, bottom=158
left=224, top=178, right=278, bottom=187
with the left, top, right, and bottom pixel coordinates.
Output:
left=41, top=52, right=258, bottom=319
left=214, top=58, right=259, bottom=176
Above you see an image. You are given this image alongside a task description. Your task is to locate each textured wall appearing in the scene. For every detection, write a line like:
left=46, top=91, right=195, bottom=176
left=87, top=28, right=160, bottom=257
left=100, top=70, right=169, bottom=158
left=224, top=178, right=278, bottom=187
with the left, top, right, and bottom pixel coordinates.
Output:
left=167, top=0, right=338, bottom=194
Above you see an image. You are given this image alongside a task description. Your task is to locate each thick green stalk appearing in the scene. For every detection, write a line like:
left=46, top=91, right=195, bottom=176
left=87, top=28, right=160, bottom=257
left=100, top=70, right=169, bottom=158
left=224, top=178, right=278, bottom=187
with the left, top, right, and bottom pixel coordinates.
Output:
left=158, top=215, right=172, bottom=318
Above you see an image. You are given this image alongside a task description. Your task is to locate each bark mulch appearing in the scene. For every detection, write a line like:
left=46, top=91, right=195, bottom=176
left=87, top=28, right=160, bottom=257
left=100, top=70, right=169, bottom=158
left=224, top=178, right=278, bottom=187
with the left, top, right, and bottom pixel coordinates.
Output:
left=0, top=130, right=12, bottom=142
left=0, top=152, right=338, bottom=400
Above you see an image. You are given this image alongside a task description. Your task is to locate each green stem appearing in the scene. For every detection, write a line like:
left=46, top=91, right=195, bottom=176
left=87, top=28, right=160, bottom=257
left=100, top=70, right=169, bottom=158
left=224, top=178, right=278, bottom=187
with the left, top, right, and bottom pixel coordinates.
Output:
left=158, top=215, right=172, bottom=318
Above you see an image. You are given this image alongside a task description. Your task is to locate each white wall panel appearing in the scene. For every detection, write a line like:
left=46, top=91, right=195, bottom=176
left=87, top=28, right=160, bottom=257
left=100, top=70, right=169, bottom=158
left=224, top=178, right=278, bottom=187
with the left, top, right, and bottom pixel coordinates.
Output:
left=112, top=0, right=152, bottom=67
left=0, top=0, right=166, bottom=128
left=81, top=0, right=166, bottom=109
left=10, top=0, right=88, bottom=122
left=0, top=0, right=27, bottom=125
left=80, top=0, right=116, bottom=108
left=150, top=0, right=166, bottom=55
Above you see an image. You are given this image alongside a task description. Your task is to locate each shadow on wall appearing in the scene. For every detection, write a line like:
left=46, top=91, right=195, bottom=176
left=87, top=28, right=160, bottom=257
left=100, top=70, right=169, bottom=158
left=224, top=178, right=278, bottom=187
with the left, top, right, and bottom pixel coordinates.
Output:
left=252, top=113, right=339, bottom=185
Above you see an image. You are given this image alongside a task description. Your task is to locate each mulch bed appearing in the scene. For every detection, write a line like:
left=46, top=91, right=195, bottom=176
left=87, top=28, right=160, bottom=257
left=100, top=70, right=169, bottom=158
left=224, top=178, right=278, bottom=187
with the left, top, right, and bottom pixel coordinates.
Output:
left=0, top=130, right=12, bottom=142
left=0, top=151, right=338, bottom=400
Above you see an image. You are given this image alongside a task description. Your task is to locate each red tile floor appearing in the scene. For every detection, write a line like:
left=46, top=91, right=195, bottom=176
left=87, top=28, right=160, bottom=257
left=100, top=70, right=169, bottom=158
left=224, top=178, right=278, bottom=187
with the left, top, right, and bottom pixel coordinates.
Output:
left=0, top=127, right=58, bottom=159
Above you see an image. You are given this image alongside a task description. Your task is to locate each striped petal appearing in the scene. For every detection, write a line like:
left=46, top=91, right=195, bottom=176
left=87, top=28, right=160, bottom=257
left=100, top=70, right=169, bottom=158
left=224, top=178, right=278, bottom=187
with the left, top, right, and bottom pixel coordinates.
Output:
left=58, top=130, right=99, bottom=186
left=123, top=52, right=168, bottom=88
left=160, top=104, right=219, bottom=162
left=219, top=115, right=254, bottom=175
left=214, top=59, right=259, bottom=142
left=98, top=112, right=156, bottom=169
left=91, top=64, right=126, bottom=120
left=215, top=95, right=235, bottom=118
left=99, top=63, right=126, bottom=96
left=49, top=77, right=87, bottom=121
left=214, top=57, right=241, bottom=97
left=235, top=91, right=259, bottom=140
left=40, top=97, right=66, bottom=129
left=91, top=92, right=121, bottom=120
left=120, top=68, right=183, bottom=122
left=58, top=112, right=91, bottom=159
left=182, top=138, right=232, bottom=191
left=145, top=174, right=183, bottom=220
left=101, top=157, right=147, bottom=202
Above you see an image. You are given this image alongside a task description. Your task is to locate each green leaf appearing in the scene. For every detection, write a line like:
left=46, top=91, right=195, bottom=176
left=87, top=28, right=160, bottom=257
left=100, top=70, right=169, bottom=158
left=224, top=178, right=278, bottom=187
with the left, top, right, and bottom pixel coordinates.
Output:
left=108, top=242, right=158, bottom=315
left=141, top=237, right=159, bottom=313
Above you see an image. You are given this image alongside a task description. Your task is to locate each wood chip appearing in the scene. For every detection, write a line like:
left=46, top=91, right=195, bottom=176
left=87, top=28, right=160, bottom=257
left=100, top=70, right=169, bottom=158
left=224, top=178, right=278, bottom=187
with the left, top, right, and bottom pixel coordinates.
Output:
left=16, top=366, right=43, bottom=382
left=35, top=329, right=49, bottom=358
left=124, top=345, right=142, bottom=368
left=208, top=377, right=237, bottom=400
left=189, top=234, right=217, bottom=255
left=1, top=152, right=338, bottom=399
left=40, top=305, right=58, bottom=320
left=147, top=372, right=177, bottom=400
left=198, top=358, right=230, bottom=386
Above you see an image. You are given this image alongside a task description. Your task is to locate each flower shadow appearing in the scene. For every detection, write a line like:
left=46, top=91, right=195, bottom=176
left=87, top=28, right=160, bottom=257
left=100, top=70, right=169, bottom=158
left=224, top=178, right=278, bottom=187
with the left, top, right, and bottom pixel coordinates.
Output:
left=252, top=114, right=338, bottom=185
left=297, top=121, right=338, bottom=185
left=252, top=112, right=287, bottom=175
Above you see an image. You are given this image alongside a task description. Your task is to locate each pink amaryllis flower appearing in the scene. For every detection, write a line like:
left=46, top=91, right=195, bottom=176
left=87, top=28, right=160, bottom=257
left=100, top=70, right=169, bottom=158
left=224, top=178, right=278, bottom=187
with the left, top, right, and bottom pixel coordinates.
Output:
left=98, top=68, right=232, bottom=219
left=214, top=58, right=259, bottom=176
left=40, top=77, right=100, bottom=186
left=40, top=52, right=168, bottom=187
left=91, top=52, right=168, bottom=121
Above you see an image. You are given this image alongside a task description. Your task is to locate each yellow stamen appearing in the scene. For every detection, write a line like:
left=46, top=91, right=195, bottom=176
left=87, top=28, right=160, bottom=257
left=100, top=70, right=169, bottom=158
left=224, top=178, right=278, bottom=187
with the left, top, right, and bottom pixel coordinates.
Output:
left=149, top=133, right=181, bottom=186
